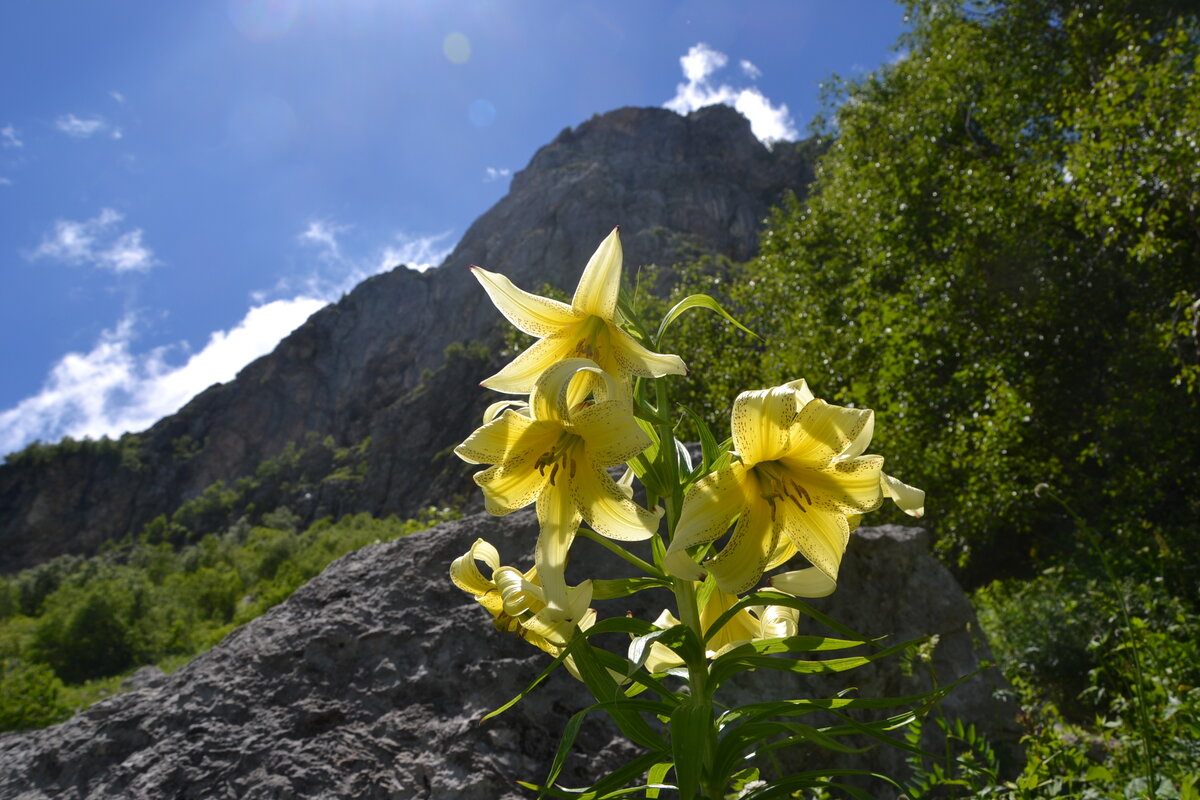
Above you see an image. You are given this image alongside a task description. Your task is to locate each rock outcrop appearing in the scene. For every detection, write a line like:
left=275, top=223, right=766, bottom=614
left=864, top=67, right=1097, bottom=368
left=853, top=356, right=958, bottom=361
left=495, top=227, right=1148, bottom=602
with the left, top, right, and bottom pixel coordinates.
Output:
left=0, top=105, right=817, bottom=572
left=0, top=512, right=1021, bottom=798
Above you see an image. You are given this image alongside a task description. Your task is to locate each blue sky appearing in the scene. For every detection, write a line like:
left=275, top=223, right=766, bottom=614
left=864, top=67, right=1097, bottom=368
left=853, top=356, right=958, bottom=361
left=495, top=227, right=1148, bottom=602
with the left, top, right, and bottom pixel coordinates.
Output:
left=0, top=1, right=906, bottom=456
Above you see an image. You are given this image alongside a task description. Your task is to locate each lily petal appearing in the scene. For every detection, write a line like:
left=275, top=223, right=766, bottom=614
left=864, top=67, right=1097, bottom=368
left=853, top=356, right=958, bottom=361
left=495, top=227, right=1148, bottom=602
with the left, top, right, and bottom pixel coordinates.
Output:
left=475, top=456, right=552, bottom=515
left=783, top=399, right=874, bottom=467
left=882, top=471, right=926, bottom=518
left=449, top=538, right=501, bottom=596
left=769, top=566, right=837, bottom=598
left=705, top=496, right=779, bottom=594
left=609, top=325, right=688, bottom=379
left=535, top=484, right=582, bottom=616
left=778, top=503, right=850, bottom=591
left=454, top=409, right=547, bottom=465
left=571, top=227, right=622, bottom=319
left=572, top=401, right=652, bottom=466
left=481, top=333, right=579, bottom=394
left=666, top=462, right=751, bottom=581
left=574, top=461, right=660, bottom=542
left=783, top=454, right=885, bottom=515
left=731, top=385, right=803, bottom=466
left=470, top=266, right=579, bottom=337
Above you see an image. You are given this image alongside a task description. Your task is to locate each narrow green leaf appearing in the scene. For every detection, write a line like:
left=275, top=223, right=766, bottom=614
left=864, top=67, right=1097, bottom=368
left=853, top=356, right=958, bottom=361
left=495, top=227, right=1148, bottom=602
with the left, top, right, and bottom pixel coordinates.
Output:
left=654, top=293, right=760, bottom=349
left=590, top=576, right=670, bottom=600
left=541, top=709, right=589, bottom=798
left=669, top=700, right=714, bottom=800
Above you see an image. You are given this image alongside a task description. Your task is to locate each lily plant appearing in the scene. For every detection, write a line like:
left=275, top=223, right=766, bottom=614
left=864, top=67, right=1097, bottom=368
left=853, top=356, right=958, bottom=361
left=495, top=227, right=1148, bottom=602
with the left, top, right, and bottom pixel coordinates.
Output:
left=451, top=227, right=946, bottom=799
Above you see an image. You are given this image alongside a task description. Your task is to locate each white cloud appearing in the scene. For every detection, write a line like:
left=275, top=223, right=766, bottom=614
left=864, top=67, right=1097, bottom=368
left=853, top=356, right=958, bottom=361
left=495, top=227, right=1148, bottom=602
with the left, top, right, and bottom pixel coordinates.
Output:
left=0, top=299, right=327, bottom=455
left=1, top=124, right=21, bottom=148
left=55, top=113, right=109, bottom=138
left=30, top=208, right=158, bottom=273
left=664, top=43, right=798, bottom=143
left=299, top=219, right=350, bottom=256
left=1, top=223, right=458, bottom=456
left=110, top=90, right=126, bottom=104
left=0, top=177, right=11, bottom=186
left=681, top=42, right=726, bottom=83
left=484, top=167, right=511, bottom=182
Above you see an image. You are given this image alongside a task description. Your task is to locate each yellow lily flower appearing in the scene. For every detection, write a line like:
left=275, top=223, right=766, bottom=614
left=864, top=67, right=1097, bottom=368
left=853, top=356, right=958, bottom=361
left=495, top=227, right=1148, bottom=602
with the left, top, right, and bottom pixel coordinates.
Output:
left=450, top=538, right=595, bottom=668
left=639, top=589, right=800, bottom=672
left=470, top=227, right=687, bottom=397
left=665, top=379, right=924, bottom=597
left=455, top=358, right=662, bottom=619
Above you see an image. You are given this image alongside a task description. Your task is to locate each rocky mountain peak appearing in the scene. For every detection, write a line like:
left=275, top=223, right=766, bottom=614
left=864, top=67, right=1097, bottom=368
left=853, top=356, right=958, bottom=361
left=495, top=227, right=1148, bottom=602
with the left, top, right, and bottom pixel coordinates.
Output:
left=0, top=104, right=817, bottom=573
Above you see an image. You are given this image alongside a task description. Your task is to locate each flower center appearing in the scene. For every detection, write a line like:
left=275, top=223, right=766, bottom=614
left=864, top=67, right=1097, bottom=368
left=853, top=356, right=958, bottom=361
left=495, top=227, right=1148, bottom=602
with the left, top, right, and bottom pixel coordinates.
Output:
left=753, top=461, right=812, bottom=520
left=572, top=315, right=611, bottom=362
left=534, top=432, right=582, bottom=487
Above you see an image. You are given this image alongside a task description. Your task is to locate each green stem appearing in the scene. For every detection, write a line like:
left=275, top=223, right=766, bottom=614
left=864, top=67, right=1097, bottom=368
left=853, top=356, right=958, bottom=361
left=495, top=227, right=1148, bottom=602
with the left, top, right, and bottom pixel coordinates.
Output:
left=575, top=527, right=666, bottom=578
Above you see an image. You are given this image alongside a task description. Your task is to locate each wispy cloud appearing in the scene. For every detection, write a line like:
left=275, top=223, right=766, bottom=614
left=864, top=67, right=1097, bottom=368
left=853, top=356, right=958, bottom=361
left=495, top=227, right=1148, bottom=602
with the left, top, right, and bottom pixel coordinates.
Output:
left=299, top=219, right=351, bottom=257
left=29, top=208, right=158, bottom=273
left=484, top=166, right=511, bottom=182
left=1, top=124, right=22, bottom=148
left=2, top=222, right=458, bottom=455
left=109, top=90, right=126, bottom=104
left=0, top=177, right=11, bottom=186
left=664, top=43, right=798, bottom=143
left=55, top=113, right=121, bottom=140
left=0, top=300, right=327, bottom=455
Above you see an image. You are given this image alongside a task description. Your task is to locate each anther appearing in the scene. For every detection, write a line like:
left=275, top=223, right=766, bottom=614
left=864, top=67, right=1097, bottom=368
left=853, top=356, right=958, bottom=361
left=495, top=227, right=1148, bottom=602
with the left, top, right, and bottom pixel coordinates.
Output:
left=549, top=462, right=560, bottom=486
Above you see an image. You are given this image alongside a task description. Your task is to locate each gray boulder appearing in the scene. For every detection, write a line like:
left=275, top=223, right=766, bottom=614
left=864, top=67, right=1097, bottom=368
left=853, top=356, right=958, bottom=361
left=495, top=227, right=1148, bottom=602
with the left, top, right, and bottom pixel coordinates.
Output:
left=0, top=511, right=1020, bottom=798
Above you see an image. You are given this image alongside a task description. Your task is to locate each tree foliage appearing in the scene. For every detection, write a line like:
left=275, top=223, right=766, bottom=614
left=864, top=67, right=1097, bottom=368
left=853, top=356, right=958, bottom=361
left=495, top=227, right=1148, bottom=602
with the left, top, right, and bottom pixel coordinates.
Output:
left=665, top=0, right=1200, bottom=584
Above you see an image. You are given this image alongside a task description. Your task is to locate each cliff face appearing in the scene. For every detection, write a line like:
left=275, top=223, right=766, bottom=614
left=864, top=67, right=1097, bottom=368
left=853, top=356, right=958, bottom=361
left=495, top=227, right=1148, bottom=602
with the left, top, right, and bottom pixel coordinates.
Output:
left=0, top=105, right=817, bottom=572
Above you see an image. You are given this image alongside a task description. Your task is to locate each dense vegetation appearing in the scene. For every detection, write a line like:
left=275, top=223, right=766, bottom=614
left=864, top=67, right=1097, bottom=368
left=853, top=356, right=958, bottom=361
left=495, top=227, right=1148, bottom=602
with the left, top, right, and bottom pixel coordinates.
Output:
left=641, top=0, right=1199, bottom=795
left=0, top=505, right=457, bottom=732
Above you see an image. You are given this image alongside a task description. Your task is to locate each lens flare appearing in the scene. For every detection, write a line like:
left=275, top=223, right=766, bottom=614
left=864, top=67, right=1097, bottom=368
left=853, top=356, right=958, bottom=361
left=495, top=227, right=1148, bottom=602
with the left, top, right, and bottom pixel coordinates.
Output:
left=443, top=32, right=471, bottom=64
left=469, top=99, right=497, bottom=127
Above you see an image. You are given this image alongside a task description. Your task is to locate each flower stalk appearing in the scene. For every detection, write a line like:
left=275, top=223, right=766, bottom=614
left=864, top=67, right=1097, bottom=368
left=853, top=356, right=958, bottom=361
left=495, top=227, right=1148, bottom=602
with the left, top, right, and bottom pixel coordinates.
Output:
left=450, top=226, right=931, bottom=798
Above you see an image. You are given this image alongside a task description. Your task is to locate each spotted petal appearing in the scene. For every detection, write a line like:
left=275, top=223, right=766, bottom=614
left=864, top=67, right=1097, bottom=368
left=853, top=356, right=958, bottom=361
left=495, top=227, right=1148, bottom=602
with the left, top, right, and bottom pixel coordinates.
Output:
left=665, top=462, right=751, bottom=582
left=571, top=227, right=622, bottom=319
left=470, top=266, right=579, bottom=337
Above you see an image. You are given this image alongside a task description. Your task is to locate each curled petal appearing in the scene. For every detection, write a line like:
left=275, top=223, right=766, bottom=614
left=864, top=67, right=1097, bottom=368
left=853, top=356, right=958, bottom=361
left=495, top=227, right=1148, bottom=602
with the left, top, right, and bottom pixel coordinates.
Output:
left=783, top=399, right=875, bottom=467
left=769, top=566, right=837, bottom=598
left=482, top=399, right=528, bottom=424
left=665, top=463, right=750, bottom=581
left=575, top=462, right=660, bottom=542
left=529, top=358, right=610, bottom=423
left=449, top=538, right=501, bottom=596
left=705, top=496, right=779, bottom=595
left=494, top=565, right=544, bottom=616
left=571, top=227, right=622, bottom=319
left=882, top=471, right=926, bottom=518
left=535, top=484, right=582, bottom=616
left=471, top=266, right=579, bottom=337
left=482, top=334, right=579, bottom=395
left=758, top=604, right=800, bottom=637
left=731, top=385, right=804, bottom=466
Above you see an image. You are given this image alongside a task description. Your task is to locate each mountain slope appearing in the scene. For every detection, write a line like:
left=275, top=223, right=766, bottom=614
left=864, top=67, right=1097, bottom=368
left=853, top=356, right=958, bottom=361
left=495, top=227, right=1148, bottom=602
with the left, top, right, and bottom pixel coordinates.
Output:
left=0, top=105, right=817, bottom=572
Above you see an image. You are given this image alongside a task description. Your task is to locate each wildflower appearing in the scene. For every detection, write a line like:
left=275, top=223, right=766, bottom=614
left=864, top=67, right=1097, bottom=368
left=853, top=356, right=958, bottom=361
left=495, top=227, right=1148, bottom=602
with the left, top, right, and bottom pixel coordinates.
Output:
left=665, top=379, right=924, bottom=597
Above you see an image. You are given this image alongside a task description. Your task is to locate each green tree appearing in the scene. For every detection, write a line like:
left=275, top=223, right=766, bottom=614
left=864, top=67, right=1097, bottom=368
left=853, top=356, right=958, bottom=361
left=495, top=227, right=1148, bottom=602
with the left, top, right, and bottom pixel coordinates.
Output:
left=670, top=0, right=1200, bottom=584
